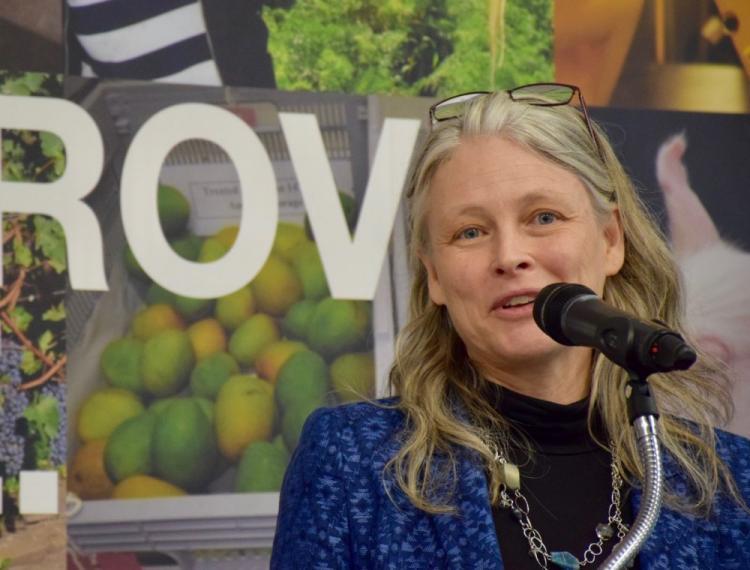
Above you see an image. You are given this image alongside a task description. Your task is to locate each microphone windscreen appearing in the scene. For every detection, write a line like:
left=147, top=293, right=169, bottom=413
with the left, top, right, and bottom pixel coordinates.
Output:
left=533, top=282, right=596, bottom=344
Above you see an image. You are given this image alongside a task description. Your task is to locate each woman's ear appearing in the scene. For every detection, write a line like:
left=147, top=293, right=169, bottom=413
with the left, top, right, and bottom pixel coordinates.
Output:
left=418, top=250, right=446, bottom=306
left=603, top=207, right=625, bottom=276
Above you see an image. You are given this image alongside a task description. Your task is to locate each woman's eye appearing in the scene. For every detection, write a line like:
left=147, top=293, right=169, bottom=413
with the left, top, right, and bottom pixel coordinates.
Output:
left=458, top=227, right=482, bottom=240
left=536, top=212, right=558, bottom=225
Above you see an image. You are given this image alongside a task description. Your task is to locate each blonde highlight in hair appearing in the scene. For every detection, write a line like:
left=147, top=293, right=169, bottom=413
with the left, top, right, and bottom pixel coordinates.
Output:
left=387, top=92, right=739, bottom=515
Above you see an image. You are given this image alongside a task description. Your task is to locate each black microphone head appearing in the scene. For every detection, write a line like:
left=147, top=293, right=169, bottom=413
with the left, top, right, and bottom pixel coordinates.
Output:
left=533, top=282, right=596, bottom=345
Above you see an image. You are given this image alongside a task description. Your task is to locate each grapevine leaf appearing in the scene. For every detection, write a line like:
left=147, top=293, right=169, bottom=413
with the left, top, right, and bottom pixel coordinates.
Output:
left=12, top=235, right=33, bottom=267
left=40, top=132, right=66, bottom=179
left=19, top=73, right=46, bottom=95
left=24, top=394, right=59, bottom=440
left=42, top=303, right=66, bottom=322
left=40, top=132, right=64, bottom=159
left=5, top=137, right=26, bottom=160
left=5, top=306, right=33, bottom=333
left=33, top=216, right=67, bottom=272
left=20, top=349, right=42, bottom=375
left=4, top=476, right=19, bottom=494
left=1, top=78, right=31, bottom=96
left=38, top=330, right=56, bottom=355
left=52, top=154, right=66, bottom=177
left=5, top=161, right=25, bottom=180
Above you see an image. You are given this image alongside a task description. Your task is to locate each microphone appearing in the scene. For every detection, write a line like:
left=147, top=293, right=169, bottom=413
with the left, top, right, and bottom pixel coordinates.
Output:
left=533, top=282, right=697, bottom=376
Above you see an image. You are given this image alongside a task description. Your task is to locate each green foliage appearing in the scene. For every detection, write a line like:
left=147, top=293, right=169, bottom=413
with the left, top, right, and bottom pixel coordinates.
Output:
left=39, top=132, right=66, bottom=177
left=263, top=0, right=552, bottom=96
left=33, top=216, right=67, bottom=273
left=4, top=307, right=32, bottom=334
left=1, top=71, right=64, bottom=183
left=0, top=72, right=48, bottom=96
left=24, top=393, right=59, bottom=442
left=42, top=303, right=65, bottom=322
left=24, top=392, right=60, bottom=468
left=20, top=349, right=42, bottom=376
left=0, top=72, right=67, bottom=509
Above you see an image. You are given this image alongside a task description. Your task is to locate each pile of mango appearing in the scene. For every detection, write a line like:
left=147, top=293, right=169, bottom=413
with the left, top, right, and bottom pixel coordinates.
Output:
left=69, top=184, right=374, bottom=500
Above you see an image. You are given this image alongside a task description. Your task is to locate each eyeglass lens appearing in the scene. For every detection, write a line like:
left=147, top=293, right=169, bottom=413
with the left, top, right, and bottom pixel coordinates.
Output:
left=510, top=84, right=575, bottom=105
left=432, top=92, right=487, bottom=121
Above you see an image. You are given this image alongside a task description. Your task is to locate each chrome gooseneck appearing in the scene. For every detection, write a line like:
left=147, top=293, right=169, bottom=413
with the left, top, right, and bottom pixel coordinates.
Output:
left=599, top=377, right=664, bottom=570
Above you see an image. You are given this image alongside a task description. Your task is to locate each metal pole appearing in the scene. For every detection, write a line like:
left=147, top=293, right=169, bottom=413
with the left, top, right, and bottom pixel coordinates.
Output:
left=598, top=415, right=663, bottom=569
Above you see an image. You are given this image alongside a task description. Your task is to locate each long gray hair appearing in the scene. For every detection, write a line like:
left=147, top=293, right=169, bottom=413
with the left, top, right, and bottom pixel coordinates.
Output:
left=386, top=91, right=737, bottom=515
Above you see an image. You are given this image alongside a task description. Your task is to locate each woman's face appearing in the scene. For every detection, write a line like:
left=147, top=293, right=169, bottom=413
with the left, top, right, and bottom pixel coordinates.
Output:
left=420, top=135, right=624, bottom=373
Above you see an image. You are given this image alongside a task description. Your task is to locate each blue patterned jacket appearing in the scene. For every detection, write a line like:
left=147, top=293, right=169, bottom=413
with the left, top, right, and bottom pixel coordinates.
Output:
left=271, top=400, right=750, bottom=569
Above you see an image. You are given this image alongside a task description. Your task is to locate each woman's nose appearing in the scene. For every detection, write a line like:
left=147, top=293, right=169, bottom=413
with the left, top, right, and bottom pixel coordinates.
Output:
left=491, top=233, right=533, bottom=275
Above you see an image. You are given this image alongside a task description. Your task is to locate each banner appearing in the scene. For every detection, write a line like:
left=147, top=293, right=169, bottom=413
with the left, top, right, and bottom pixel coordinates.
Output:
left=2, top=1, right=750, bottom=569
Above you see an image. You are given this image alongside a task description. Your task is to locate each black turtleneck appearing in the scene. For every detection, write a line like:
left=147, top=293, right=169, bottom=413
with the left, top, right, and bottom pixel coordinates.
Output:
left=483, top=382, right=639, bottom=569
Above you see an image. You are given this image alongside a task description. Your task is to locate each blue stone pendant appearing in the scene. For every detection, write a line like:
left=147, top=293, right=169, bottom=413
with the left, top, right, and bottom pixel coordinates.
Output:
left=550, top=551, right=580, bottom=569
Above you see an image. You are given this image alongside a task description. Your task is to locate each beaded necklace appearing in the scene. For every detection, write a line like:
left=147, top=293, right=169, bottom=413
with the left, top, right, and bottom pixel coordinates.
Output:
left=494, top=445, right=630, bottom=570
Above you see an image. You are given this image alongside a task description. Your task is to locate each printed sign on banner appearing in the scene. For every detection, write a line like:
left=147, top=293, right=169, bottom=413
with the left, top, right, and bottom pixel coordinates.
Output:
left=57, top=79, right=418, bottom=557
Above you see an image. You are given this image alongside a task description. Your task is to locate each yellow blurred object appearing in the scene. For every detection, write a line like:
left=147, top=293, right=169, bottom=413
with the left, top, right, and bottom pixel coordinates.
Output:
left=612, top=63, right=749, bottom=113
left=77, top=388, right=144, bottom=442
left=228, top=313, right=280, bottom=366
left=701, top=15, right=727, bottom=45
left=198, top=237, right=229, bottom=262
left=715, top=0, right=750, bottom=77
left=254, top=339, right=307, bottom=384
left=272, top=221, right=308, bottom=262
left=213, top=225, right=239, bottom=249
left=215, top=286, right=255, bottom=331
left=215, top=375, right=275, bottom=461
left=330, top=352, right=375, bottom=403
left=251, top=254, right=303, bottom=316
left=187, top=318, right=228, bottom=361
left=112, top=475, right=186, bottom=499
left=69, top=439, right=115, bottom=500
left=131, top=304, right=184, bottom=340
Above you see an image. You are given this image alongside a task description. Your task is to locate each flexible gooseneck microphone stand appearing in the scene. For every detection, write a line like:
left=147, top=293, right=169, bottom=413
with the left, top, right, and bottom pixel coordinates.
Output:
left=532, top=282, right=697, bottom=569
left=599, top=374, right=663, bottom=570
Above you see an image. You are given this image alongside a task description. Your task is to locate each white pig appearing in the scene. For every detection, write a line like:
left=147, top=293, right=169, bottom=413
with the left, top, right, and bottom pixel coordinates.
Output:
left=656, top=133, right=750, bottom=437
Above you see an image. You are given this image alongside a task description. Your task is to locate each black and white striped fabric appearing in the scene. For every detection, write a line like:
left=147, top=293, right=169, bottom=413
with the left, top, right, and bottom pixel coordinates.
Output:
left=66, top=0, right=222, bottom=85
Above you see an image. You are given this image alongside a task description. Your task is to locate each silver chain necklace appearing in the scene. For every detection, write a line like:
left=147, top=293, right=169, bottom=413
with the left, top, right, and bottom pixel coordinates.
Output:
left=494, top=442, right=630, bottom=570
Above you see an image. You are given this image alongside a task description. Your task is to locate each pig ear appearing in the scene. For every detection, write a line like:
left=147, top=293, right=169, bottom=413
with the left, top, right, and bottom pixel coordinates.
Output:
left=656, top=133, right=720, bottom=255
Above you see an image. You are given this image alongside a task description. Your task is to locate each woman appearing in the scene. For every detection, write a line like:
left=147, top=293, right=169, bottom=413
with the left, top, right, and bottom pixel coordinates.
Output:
left=271, top=86, right=750, bottom=569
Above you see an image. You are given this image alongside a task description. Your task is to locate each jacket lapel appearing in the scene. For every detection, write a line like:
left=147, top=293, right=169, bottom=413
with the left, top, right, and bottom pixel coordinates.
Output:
left=429, top=451, right=505, bottom=569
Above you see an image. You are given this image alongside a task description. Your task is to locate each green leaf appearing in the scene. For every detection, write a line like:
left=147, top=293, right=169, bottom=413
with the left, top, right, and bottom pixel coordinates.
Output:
left=19, top=73, right=46, bottom=94
left=4, top=476, right=19, bottom=495
left=39, top=132, right=64, bottom=159
left=52, top=154, right=66, bottom=178
left=24, top=393, right=60, bottom=440
left=2, top=138, right=25, bottom=161
left=12, top=235, right=33, bottom=267
left=42, top=303, right=66, bottom=322
left=1, top=78, right=31, bottom=96
left=33, top=216, right=67, bottom=272
left=20, top=349, right=42, bottom=375
left=5, top=306, right=33, bottom=333
left=38, top=330, right=56, bottom=355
